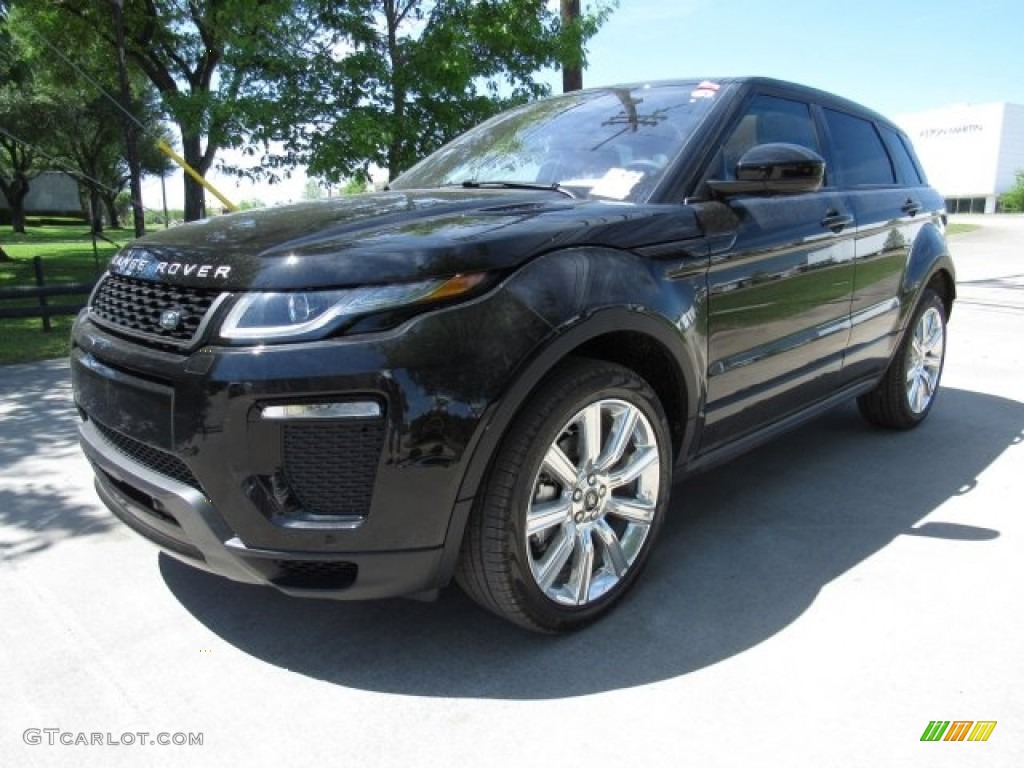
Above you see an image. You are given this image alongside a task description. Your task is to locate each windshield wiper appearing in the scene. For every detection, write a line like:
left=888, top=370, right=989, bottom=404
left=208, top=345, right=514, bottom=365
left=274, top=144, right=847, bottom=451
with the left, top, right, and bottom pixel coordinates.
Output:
left=454, top=180, right=576, bottom=199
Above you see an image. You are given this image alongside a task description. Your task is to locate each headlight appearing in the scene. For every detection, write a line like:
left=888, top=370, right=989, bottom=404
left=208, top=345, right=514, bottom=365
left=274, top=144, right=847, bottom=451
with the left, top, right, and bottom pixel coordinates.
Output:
left=220, top=273, right=487, bottom=341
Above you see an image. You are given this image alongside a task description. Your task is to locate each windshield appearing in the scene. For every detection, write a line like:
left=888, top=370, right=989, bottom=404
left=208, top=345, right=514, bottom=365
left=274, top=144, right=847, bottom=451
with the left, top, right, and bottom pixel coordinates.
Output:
left=391, top=82, right=724, bottom=203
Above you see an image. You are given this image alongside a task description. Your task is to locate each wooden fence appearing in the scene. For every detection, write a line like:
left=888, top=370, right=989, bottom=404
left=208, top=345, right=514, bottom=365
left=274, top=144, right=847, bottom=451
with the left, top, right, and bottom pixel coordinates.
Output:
left=0, top=256, right=97, bottom=331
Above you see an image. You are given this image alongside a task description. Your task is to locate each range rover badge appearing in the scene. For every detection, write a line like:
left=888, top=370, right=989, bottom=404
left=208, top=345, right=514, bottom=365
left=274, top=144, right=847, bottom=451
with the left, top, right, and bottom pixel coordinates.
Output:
left=159, top=309, right=183, bottom=331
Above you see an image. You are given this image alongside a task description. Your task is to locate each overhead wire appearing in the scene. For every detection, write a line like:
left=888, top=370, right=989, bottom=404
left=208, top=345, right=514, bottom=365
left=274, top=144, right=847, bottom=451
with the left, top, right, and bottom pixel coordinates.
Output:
left=21, top=21, right=146, bottom=131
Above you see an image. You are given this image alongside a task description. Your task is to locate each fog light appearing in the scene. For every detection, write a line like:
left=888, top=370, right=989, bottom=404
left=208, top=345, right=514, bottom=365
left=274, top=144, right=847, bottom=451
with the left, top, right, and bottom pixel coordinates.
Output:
left=260, top=402, right=382, bottom=420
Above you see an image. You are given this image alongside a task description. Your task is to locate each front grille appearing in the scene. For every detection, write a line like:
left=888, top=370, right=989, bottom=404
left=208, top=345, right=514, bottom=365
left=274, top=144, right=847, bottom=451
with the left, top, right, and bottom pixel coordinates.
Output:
left=90, top=274, right=222, bottom=345
left=282, top=420, right=385, bottom=516
left=93, top=419, right=203, bottom=492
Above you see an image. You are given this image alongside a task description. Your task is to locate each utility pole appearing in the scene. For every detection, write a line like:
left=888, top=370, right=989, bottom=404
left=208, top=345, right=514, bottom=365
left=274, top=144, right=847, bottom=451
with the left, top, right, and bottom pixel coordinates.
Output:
left=561, top=0, right=582, bottom=93
left=111, top=0, right=145, bottom=237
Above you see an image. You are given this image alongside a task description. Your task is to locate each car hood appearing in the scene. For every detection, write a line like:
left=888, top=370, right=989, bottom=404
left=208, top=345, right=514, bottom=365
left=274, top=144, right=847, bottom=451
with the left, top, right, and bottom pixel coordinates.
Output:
left=108, top=189, right=703, bottom=290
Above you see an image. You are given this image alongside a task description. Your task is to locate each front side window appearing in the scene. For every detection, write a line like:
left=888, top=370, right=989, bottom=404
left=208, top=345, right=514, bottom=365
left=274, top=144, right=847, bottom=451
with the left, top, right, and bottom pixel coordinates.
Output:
left=391, top=84, right=724, bottom=203
left=712, top=94, right=821, bottom=182
left=822, top=109, right=895, bottom=186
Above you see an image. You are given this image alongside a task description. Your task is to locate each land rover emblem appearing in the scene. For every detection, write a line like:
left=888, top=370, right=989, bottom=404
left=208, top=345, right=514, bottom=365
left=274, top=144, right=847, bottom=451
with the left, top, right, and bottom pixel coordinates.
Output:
left=159, top=309, right=183, bottom=331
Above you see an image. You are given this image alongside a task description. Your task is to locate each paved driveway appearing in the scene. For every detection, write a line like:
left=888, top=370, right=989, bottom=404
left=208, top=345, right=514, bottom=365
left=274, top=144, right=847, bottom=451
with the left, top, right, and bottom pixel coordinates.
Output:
left=2, top=216, right=1022, bottom=767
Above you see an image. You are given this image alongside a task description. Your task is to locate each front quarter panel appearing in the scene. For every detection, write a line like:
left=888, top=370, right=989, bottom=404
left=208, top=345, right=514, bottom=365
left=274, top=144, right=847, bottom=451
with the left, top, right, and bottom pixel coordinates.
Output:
left=438, top=243, right=709, bottom=580
left=484, top=243, right=708, bottom=470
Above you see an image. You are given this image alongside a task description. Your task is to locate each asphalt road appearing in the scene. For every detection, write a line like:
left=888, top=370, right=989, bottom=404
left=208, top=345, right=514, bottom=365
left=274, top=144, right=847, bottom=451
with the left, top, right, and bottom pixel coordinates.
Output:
left=1, top=215, right=1021, bottom=768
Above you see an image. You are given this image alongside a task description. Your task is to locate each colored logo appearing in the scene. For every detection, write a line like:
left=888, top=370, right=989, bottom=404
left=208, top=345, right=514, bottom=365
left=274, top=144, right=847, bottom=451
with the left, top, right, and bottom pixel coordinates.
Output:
left=921, top=721, right=997, bottom=742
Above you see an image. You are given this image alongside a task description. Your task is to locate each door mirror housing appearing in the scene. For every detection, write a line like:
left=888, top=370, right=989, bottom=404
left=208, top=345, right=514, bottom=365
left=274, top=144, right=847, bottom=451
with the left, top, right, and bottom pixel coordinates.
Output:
left=707, top=143, right=825, bottom=198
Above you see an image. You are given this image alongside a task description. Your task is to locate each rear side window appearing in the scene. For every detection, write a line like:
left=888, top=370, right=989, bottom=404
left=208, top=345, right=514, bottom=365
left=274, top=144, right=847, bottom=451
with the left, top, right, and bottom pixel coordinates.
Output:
left=822, top=109, right=895, bottom=186
left=716, top=94, right=820, bottom=181
left=880, top=126, right=925, bottom=185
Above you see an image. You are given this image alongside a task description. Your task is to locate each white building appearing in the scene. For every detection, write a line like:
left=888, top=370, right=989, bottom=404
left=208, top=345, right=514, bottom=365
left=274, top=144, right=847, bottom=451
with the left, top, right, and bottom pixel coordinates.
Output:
left=0, top=171, right=82, bottom=217
left=895, top=102, right=1024, bottom=214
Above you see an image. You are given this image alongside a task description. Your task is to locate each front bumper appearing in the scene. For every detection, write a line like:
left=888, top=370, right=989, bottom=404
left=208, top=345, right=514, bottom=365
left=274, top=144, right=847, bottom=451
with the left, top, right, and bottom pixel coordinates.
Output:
left=70, top=278, right=553, bottom=598
left=80, top=416, right=446, bottom=598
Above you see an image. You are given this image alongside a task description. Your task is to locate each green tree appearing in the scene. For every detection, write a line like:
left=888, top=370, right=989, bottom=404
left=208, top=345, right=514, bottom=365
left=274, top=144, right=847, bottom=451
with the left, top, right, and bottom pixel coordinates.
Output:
left=999, top=170, right=1024, bottom=213
left=343, top=177, right=369, bottom=195
left=13, top=0, right=614, bottom=223
left=0, top=0, right=14, bottom=255
left=53, top=84, right=173, bottom=232
left=21, top=0, right=331, bottom=222
left=0, top=1, right=13, bottom=74
left=303, top=179, right=324, bottom=201
left=286, top=0, right=615, bottom=184
left=57, top=91, right=174, bottom=232
left=7, top=7, right=173, bottom=232
left=0, top=13, right=60, bottom=234
left=0, top=94, right=59, bottom=234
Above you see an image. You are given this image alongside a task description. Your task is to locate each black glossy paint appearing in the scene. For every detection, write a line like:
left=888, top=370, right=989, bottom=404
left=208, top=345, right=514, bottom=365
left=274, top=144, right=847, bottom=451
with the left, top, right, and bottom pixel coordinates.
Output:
left=109, top=191, right=706, bottom=292
left=71, top=77, right=955, bottom=602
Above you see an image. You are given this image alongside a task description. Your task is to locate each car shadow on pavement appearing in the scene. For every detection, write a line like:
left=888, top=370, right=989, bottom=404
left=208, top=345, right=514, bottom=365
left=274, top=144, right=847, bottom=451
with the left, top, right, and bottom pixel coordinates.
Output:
left=161, top=387, right=1023, bottom=699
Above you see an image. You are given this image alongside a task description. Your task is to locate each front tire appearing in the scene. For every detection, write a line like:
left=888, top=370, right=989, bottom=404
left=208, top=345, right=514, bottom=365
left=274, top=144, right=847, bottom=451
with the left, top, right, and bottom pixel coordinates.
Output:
left=858, top=288, right=947, bottom=429
left=456, top=359, right=672, bottom=633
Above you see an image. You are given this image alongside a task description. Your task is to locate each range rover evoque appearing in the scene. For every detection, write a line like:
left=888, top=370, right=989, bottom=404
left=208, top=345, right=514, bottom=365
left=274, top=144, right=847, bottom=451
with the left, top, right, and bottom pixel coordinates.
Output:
left=71, top=78, right=955, bottom=632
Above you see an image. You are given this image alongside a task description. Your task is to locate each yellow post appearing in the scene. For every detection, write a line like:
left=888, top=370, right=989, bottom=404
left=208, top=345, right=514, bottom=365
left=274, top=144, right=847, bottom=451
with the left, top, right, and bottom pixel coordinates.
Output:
left=157, top=140, right=238, bottom=213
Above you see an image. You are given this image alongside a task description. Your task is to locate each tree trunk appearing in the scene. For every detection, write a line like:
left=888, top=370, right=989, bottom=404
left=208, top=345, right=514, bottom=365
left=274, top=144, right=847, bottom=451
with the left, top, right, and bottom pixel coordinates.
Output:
left=88, top=187, right=104, bottom=234
left=561, top=0, right=583, bottom=93
left=387, top=114, right=404, bottom=181
left=102, top=192, right=122, bottom=229
left=181, top=133, right=208, bottom=222
left=2, top=173, right=30, bottom=234
left=10, top=205, right=27, bottom=234
left=111, top=0, right=146, bottom=238
left=386, top=1, right=405, bottom=181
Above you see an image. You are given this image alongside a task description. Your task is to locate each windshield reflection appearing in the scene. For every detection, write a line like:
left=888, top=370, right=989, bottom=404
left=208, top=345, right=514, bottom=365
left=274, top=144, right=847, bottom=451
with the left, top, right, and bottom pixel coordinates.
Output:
left=391, top=82, right=722, bottom=203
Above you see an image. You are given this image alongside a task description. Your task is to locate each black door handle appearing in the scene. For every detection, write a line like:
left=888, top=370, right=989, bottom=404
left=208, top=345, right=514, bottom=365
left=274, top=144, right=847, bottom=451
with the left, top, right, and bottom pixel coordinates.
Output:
left=902, top=199, right=922, bottom=216
left=821, top=210, right=854, bottom=232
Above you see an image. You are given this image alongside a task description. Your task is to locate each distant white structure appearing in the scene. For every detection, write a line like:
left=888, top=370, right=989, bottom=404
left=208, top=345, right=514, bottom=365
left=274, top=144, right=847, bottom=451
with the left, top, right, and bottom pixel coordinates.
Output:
left=895, top=102, right=1024, bottom=214
left=0, top=171, right=82, bottom=215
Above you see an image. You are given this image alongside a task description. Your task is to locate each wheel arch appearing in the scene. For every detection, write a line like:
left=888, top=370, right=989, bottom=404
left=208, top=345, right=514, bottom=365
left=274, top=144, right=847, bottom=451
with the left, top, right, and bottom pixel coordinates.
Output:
left=438, top=307, right=702, bottom=584
left=572, top=330, right=691, bottom=458
left=902, top=220, right=956, bottom=322
left=925, top=266, right=956, bottom=321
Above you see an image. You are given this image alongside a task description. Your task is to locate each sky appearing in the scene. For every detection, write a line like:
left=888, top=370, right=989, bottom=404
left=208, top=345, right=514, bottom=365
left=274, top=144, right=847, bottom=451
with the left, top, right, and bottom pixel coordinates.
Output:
left=569, top=0, right=1024, bottom=116
left=144, top=0, right=1024, bottom=210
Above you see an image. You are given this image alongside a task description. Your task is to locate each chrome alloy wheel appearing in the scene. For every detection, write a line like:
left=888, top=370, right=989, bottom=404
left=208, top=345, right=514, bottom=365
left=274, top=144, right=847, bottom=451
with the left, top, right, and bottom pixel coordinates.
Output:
left=905, top=305, right=945, bottom=414
left=525, top=399, right=661, bottom=606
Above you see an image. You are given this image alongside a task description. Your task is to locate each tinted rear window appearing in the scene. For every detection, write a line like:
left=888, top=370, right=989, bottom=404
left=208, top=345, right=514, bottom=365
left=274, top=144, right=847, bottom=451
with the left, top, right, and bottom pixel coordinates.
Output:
left=823, top=109, right=895, bottom=186
left=880, top=126, right=924, bottom=185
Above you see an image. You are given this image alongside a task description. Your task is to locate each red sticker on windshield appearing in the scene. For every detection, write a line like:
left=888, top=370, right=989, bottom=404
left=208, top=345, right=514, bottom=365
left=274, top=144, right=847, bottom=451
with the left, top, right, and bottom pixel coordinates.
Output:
left=691, top=80, right=721, bottom=100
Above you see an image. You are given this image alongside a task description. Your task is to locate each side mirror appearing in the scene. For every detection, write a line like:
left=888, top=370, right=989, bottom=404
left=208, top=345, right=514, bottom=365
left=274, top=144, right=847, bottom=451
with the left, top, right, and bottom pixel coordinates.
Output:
left=707, top=143, right=825, bottom=198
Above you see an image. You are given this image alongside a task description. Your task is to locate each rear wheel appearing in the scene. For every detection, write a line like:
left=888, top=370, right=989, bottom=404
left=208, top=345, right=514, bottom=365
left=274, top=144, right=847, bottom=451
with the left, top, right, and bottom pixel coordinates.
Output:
left=456, top=359, right=672, bottom=632
left=858, top=288, right=947, bottom=429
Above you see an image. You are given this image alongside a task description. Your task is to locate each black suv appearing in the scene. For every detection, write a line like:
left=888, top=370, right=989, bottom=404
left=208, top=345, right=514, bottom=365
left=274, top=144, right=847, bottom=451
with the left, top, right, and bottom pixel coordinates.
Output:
left=71, top=78, right=954, bottom=632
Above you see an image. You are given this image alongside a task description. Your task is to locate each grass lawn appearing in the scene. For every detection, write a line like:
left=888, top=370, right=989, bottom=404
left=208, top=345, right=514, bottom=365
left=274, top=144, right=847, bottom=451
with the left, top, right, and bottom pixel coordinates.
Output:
left=947, top=222, right=981, bottom=236
left=0, top=223, right=127, bottom=366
